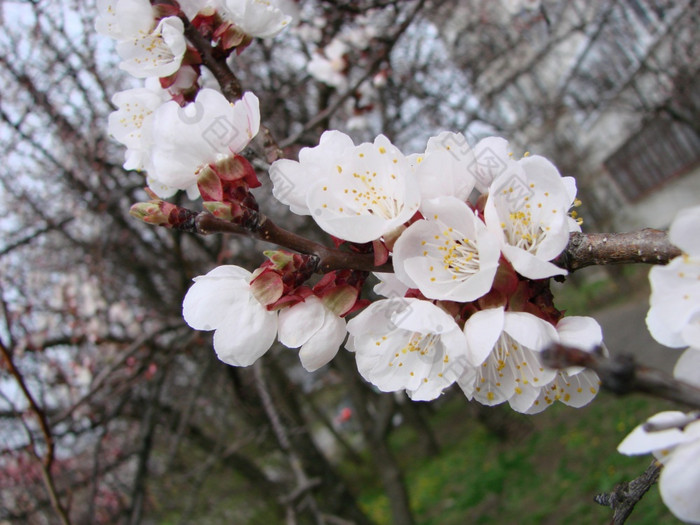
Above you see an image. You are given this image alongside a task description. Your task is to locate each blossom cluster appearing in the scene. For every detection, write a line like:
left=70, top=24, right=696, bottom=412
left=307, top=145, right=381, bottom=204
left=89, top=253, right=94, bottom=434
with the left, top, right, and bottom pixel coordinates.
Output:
left=99, top=0, right=289, bottom=198
left=262, top=129, right=600, bottom=412
left=98, top=3, right=700, bottom=521
left=100, top=0, right=601, bottom=414
left=618, top=205, right=700, bottom=523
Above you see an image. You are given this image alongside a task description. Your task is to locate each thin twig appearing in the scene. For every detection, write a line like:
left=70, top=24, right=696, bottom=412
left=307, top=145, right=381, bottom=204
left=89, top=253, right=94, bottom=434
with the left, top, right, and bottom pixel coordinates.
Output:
left=253, top=361, right=322, bottom=520
left=594, top=460, right=662, bottom=525
left=0, top=340, right=72, bottom=525
left=195, top=211, right=391, bottom=272
left=279, top=0, right=428, bottom=148
left=181, top=16, right=243, bottom=101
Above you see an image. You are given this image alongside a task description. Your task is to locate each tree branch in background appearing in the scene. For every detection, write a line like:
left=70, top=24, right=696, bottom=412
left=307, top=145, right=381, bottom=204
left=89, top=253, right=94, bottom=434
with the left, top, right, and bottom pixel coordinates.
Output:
left=594, top=460, right=662, bottom=525
left=279, top=0, right=428, bottom=149
left=0, top=341, right=72, bottom=525
left=252, top=361, right=323, bottom=523
left=541, top=343, right=700, bottom=409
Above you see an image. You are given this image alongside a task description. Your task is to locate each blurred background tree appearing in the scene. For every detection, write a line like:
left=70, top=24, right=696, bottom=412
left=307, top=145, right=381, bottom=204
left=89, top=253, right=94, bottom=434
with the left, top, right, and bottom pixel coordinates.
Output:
left=0, top=0, right=698, bottom=523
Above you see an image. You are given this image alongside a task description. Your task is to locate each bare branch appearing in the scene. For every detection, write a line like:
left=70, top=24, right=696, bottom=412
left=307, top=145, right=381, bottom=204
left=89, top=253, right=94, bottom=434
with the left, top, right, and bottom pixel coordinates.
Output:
left=180, top=15, right=243, bottom=102
left=555, top=230, right=681, bottom=272
left=0, top=218, right=74, bottom=258
left=0, top=340, right=72, bottom=525
left=194, top=211, right=391, bottom=272
left=253, top=361, right=323, bottom=521
left=594, top=460, right=662, bottom=525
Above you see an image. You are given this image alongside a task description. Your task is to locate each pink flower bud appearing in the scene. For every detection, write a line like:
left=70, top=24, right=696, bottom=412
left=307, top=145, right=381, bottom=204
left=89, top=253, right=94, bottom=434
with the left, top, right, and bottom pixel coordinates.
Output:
left=250, top=268, right=284, bottom=307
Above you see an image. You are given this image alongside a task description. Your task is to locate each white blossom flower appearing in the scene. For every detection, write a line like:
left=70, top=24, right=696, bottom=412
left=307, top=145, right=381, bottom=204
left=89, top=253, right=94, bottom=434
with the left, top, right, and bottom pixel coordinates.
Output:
left=270, top=130, right=354, bottom=215
left=117, top=16, right=187, bottom=78
left=107, top=80, right=170, bottom=172
left=484, top=155, right=573, bottom=279
left=458, top=307, right=558, bottom=406
left=183, top=265, right=278, bottom=366
left=270, top=132, right=420, bottom=244
left=674, top=348, right=700, bottom=388
left=179, top=0, right=211, bottom=19
left=501, top=0, right=541, bottom=15
left=150, top=88, right=260, bottom=192
left=307, top=39, right=348, bottom=89
left=346, top=298, right=470, bottom=401
left=372, top=272, right=409, bottom=299
left=647, top=205, right=700, bottom=348
left=221, top=0, right=292, bottom=39
left=619, top=412, right=700, bottom=523
left=277, top=296, right=346, bottom=372
left=516, top=316, right=603, bottom=414
left=392, top=197, right=500, bottom=302
left=95, top=0, right=154, bottom=41
left=416, top=134, right=512, bottom=198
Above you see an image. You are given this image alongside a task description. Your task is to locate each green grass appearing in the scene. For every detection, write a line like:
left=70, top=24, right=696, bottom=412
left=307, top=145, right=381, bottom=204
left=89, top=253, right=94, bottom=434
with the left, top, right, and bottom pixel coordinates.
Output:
left=358, top=392, right=681, bottom=524
left=552, top=264, right=650, bottom=316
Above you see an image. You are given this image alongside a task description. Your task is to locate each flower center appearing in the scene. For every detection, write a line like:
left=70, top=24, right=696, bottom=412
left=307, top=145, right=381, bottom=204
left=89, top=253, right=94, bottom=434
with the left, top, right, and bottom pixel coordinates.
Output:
left=473, top=333, right=545, bottom=402
left=424, top=223, right=481, bottom=280
left=347, top=169, right=402, bottom=219
left=503, top=209, right=547, bottom=253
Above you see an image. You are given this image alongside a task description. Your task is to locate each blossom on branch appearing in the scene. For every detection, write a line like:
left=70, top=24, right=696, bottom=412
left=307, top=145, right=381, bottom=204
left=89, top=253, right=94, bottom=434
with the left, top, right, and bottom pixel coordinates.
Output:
left=618, top=411, right=700, bottom=523
left=96, top=1, right=187, bottom=78
left=484, top=155, right=576, bottom=279
left=117, top=16, right=187, bottom=78
left=183, top=265, right=278, bottom=366
left=647, top=205, right=700, bottom=349
left=270, top=132, right=420, bottom=243
left=458, top=307, right=558, bottom=407
left=346, top=298, right=470, bottom=401
left=149, top=88, right=260, bottom=195
left=392, top=196, right=500, bottom=302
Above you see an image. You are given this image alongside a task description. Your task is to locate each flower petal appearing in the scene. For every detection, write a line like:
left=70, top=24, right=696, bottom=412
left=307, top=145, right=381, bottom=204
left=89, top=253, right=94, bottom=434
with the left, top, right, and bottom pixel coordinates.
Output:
left=463, top=307, right=505, bottom=366
left=618, top=411, right=692, bottom=455
left=659, top=438, right=700, bottom=523
left=277, top=297, right=325, bottom=348
left=299, top=311, right=346, bottom=372
left=182, top=266, right=252, bottom=330
left=669, top=205, right=700, bottom=257
left=212, top=300, right=277, bottom=366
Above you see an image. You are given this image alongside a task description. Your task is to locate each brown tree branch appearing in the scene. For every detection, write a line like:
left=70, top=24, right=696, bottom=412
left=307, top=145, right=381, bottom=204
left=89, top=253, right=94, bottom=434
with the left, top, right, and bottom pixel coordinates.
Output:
left=0, top=340, right=72, bottom=525
left=541, top=343, right=700, bottom=409
left=194, top=211, right=392, bottom=272
left=180, top=15, right=243, bottom=102
left=554, top=229, right=681, bottom=272
left=252, top=361, right=323, bottom=522
left=594, top=460, right=662, bottom=525
left=195, top=212, right=680, bottom=274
